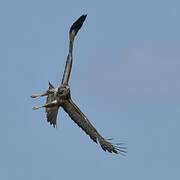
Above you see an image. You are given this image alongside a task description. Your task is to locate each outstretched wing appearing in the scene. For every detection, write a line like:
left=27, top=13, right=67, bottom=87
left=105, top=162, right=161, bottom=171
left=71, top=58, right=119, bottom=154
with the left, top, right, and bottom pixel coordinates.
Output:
left=46, top=82, right=59, bottom=128
left=61, top=14, right=87, bottom=86
left=62, top=99, right=126, bottom=154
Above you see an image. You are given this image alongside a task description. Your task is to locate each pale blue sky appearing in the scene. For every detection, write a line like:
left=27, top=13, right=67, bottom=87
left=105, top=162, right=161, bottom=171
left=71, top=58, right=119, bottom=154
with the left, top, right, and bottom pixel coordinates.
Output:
left=1, top=0, right=180, bottom=179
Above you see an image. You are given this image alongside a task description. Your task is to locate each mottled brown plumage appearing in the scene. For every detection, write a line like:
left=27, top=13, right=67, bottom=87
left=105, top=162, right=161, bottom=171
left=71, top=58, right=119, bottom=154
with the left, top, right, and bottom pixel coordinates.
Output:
left=31, top=15, right=126, bottom=154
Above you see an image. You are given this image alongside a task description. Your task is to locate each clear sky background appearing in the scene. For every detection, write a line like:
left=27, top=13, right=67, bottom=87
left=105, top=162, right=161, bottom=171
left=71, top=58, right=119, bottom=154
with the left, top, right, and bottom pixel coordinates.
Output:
left=1, top=0, right=180, bottom=179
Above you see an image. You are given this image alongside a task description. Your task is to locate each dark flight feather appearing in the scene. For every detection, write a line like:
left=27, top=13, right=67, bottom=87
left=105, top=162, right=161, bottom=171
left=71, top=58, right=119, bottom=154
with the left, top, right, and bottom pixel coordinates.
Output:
left=69, top=14, right=87, bottom=35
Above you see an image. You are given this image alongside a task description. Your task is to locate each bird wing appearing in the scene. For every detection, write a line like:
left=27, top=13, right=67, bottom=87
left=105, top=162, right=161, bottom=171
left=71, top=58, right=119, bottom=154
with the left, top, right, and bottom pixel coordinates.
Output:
left=62, top=98, right=125, bottom=154
left=61, top=14, right=87, bottom=86
left=61, top=53, right=72, bottom=86
left=69, top=14, right=87, bottom=35
left=45, top=82, right=59, bottom=128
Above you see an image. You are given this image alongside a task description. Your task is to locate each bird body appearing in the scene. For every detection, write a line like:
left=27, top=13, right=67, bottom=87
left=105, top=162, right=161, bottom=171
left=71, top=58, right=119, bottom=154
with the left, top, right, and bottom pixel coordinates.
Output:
left=31, top=15, right=126, bottom=154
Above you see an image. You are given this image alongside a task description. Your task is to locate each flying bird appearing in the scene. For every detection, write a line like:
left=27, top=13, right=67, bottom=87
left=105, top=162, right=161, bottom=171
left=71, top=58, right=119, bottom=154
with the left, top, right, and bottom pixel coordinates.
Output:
left=31, top=15, right=126, bottom=154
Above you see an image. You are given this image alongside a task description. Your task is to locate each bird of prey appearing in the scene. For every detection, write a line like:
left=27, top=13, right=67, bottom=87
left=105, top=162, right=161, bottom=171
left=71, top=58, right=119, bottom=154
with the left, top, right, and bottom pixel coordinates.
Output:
left=31, top=15, right=126, bottom=154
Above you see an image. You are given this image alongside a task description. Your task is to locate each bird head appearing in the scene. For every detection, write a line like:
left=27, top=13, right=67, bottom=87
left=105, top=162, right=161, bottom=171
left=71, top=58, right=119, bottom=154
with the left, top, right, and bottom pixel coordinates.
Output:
left=57, top=85, right=70, bottom=99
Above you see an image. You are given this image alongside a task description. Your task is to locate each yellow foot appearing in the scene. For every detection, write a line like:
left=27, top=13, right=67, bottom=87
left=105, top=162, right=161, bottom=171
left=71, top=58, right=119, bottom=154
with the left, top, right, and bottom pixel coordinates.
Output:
left=32, top=106, right=40, bottom=110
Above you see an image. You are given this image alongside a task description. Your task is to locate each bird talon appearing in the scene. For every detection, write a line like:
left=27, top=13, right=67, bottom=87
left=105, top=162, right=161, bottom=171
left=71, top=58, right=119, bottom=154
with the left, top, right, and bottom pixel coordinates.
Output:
left=31, top=94, right=39, bottom=98
left=32, top=106, right=40, bottom=110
